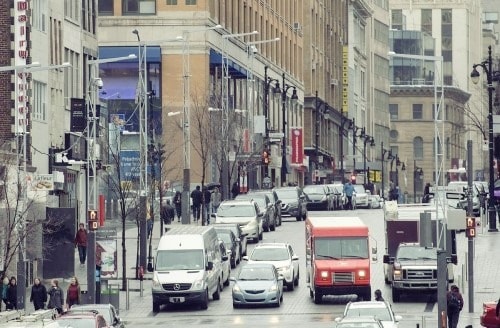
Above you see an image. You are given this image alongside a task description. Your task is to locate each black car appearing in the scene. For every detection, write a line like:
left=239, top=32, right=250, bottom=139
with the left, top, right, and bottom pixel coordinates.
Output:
left=250, top=190, right=282, bottom=226
left=236, top=193, right=276, bottom=231
left=213, top=223, right=248, bottom=256
left=274, top=186, right=308, bottom=221
left=214, top=227, right=241, bottom=268
left=303, top=184, right=332, bottom=211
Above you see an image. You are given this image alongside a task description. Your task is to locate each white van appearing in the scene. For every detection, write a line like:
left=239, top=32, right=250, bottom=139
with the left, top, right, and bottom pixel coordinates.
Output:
left=152, top=225, right=225, bottom=312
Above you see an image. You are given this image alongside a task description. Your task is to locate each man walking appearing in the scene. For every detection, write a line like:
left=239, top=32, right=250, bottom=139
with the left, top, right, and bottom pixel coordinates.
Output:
left=202, top=187, right=212, bottom=225
left=446, top=284, right=463, bottom=328
left=191, top=186, right=202, bottom=222
left=343, top=181, right=355, bottom=210
left=74, top=223, right=88, bottom=267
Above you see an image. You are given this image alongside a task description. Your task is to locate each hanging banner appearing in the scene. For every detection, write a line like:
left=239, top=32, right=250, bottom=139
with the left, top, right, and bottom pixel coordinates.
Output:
left=291, top=128, right=303, bottom=164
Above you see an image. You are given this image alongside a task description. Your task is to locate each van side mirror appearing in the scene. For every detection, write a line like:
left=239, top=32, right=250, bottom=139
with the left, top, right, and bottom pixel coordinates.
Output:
left=206, top=261, right=213, bottom=270
left=383, top=254, right=394, bottom=264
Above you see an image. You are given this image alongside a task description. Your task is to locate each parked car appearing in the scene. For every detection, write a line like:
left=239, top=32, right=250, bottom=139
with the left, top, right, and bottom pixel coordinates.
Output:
left=326, top=184, right=344, bottom=210
left=369, top=193, right=382, bottom=209
left=231, top=263, right=284, bottom=308
left=274, top=186, right=308, bottom=221
left=248, top=189, right=282, bottom=226
left=303, top=184, right=333, bottom=211
left=338, top=301, right=402, bottom=328
left=242, top=242, right=299, bottom=291
left=214, top=200, right=263, bottom=242
left=213, top=223, right=248, bottom=257
left=334, top=317, right=385, bottom=328
left=56, top=311, right=110, bottom=328
left=69, top=304, right=124, bottom=328
left=217, top=239, right=231, bottom=287
left=480, top=300, right=500, bottom=328
left=353, top=184, right=370, bottom=209
left=235, top=192, right=276, bottom=231
left=214, top=227, right=241, bottom=268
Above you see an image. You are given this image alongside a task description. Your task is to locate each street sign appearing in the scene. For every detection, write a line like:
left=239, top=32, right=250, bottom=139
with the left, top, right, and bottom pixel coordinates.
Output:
left=269, top=132, right=284, bottom=138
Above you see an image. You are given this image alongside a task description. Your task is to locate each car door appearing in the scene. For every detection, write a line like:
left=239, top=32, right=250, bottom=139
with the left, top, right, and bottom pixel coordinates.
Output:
left=288, top=244, right=299, bottom=276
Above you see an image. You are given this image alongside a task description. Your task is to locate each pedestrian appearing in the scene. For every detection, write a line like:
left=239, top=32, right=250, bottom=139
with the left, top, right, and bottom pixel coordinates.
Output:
left=231, top=181, right=240, bottom=199
left=1, top=276, right=8, bottom=311
left=446, top=284, right=463, bottom=328
left=66, top=276, right=81, bottom=309
left=202, top=186, right=211, bottom=225
left=211, top=187, right=221, bottom=214
left=74, top=223, right=88, bottom=267
left=343, top=181, right=355, bottom=210
left=191, top=186, right=202, bottom=222
left=173, top=191, right=182, bottom=222
left=47, top=279, right=64, bottom=314
left=161, top=199, right=175, bottom=225
left=5, top=277, right=17, bottom=310
left=423, top=182, right=432, bottom=203
left=374, top=289, right=384, bottom=301
left=30, top=277, right=47, bottom=311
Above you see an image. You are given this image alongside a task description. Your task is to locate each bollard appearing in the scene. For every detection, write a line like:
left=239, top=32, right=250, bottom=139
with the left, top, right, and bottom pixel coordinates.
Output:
left=126, top=279, right=130, bottom=310
left=139, top=265, right=144, bottom=297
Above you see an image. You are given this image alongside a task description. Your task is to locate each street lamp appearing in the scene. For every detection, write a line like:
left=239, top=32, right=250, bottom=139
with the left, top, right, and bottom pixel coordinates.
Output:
left=471, top=45, right=500, bottom=232
left=263, top=66, right=281, bottom=183
left=381, top=143, right=389, bottom=199
left=278, top=73, right=298, bottom=186
left=414, top=160, right=424, bottom=203
left=362, top=131, right=376, bottom=186
left=340, top=115, right=353, bottom=183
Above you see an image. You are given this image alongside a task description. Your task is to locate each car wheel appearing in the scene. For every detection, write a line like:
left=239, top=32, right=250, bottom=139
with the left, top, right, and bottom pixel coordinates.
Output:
left=200, top=289, right=209, bottom=309
left=231, top=257, right=236, bottom=269
left=309, top=289, right=313, bottom=298
left=264, top=224, right=270, bottom=232
left=224, top=270, right=230, bottom=286
left=213, top=281, right=221, bottom=300
left=233, top=302, right=240, bottom=309
left=287, top=279, right=294, bottom=291
left=153, top=301, right=160, bottom=313
left=302, top=211, right=307, bottom=221
left=313, top=290, right=322, bottom=304
left=296, top=215, right=301, bottom=221
left=270, top=222, right=276, bottom=231
left=258, top=229, right=263, bottom=241
left=294, top=270, right=299, bottom=286
left=274, top=294, right=281, bottom=308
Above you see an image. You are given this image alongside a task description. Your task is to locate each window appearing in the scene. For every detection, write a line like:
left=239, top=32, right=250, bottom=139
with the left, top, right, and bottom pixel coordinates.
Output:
left=389, top=104, right=398, bottom=120
left=123, top=0, right=156, bottom=15
left=421, top=9, right=432, bottom=35
left=413, top=104, right=423, bottom=119
left=374, top=20, right=389, bottom=44
left=33, top=0, right=47, bottom=32
left=413, top=137, right=424, bottom=159
left=166, top=0, right=177, bottom=4
left=98, top=0, right=114, bottom=15
left=186, top=0, right=196, bottom=4
left=391, top=9, right=403, bottom=30
left=33, top=81, right=47, bottom=122
left=64, top=0, right=80, bottom=21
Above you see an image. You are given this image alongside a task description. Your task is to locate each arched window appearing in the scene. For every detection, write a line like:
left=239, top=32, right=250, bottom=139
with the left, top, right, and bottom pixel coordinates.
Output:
left=414, top=137, right=423, bottom=159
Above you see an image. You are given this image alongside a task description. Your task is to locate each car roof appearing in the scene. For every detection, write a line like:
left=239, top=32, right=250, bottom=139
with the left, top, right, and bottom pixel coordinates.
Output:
left=241, top=262, right=276, bottom=269
left=254, top=242, right=289, bottom=248
left=71, top=304, right=111, bottom=310
left=220, top=199, right=255, bottom=205
left=347, top=301, right=388, bottom=309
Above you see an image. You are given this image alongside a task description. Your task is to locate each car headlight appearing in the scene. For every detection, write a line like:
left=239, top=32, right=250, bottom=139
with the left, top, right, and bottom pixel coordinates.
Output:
left=246, top=219, right=258, bottom=228
left=357, top=270, right=366, bottom=278
left=233, top=284, right=241, bottom=293
left=192, top=278, right=204, bottom=290
left=152, top=274, right=162, bottom=290
left=320, top=271, right=329, bottom=278
left=269, top=284, right=278, bottom=292
left=393, top=269, right=402, bottom=280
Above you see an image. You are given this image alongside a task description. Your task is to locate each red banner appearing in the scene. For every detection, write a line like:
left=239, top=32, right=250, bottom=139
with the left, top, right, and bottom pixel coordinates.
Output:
left=291, top=128, right=303, bottom=164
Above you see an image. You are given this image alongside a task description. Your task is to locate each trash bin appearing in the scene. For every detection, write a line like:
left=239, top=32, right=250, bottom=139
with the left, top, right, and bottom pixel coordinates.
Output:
left=100, top=280, right=119, bottom=310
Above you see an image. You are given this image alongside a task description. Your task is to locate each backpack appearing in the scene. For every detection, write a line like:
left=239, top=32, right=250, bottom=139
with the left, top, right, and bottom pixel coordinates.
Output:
left=448, top=292, right=460, bottom=311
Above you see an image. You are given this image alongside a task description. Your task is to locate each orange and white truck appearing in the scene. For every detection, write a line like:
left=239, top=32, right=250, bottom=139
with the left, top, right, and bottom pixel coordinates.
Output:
left=305, top=216, right=376, bottom=304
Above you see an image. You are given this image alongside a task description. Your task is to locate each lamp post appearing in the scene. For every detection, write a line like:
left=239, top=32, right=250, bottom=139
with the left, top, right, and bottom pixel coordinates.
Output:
left=414, top=160, right=423, bottom=203
left=471, top=45, right=500, bottom=232
left=362, top=131, right=375, bottom=186
left=381, top=143, right=388, bottom=199
left=315, top=90, right=330, bottom=184
left=263, top=66, right=280, bottom=182
left=340, top=115, right=352, bottom=183
left=279, top=73, right=298, bottom=186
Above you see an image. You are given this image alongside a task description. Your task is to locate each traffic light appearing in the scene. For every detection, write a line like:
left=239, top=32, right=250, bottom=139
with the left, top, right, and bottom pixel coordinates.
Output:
left=350, top=174, right=356, bottom=184
left=88, top=209, right=99, bottom=231
left=466, top=217, right=476, bottom=238
left=262, top=149, right=271, bottom=165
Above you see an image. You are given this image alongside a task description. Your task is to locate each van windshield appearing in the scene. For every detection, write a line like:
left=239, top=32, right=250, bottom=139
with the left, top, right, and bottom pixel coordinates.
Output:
left=156, top=249, right=204, bottom=270
left=314, top=237, right=368, bottom=259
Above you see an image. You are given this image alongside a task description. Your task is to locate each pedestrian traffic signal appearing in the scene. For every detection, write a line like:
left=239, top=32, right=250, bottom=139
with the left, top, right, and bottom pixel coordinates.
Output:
left=262, top=149, right=271, bottom=165
left=350, top=174, right=356, bottom=184
left=88, top=209, right=99, bottom=231
left=466, top=217, right=476, bottom=238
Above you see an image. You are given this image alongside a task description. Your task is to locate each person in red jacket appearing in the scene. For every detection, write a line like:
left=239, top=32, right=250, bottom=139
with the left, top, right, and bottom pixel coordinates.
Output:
left=74, top=223, right=88, bottom=266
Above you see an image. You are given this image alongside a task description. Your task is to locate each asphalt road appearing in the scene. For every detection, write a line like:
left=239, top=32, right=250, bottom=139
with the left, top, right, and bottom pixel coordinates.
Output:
left=122, top=208, right=488, bottom=327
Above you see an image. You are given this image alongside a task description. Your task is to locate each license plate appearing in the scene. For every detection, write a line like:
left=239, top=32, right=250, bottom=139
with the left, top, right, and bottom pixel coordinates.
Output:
left=169, top=297, right=185, bottom=303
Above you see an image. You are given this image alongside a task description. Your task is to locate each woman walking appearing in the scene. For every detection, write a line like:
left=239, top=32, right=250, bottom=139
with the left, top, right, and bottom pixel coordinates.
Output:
left=66, top=276, right=81, bottom=309
left=173, top=191, right=182, bottom=222
left=47, top=279, right=64, bottom=314
left=30, top=278, right=47, bottom=310
left=5, top=277, right=17, bottom=310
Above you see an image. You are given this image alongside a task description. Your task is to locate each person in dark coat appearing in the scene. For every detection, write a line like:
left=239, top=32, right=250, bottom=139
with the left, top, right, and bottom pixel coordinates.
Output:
left=47, top=279, right=64, bottom=314
left=231, top=182, right=240, bottom=199
left=161, top=200, right=175, bottom=225
left=202, top=187, right=212, bottom=225
left=74, top=223, right=88, bottom=266
left=5, top=277, right=17, bottom=310
left=173, top=191, right=182, bottom=222
left=374, top=289, right=384, bottom=301
left=191, top=186, right=202, bottom=222
left=30, top=278, right=47, bottom=311
left=446, top=284, right=464, bottom=328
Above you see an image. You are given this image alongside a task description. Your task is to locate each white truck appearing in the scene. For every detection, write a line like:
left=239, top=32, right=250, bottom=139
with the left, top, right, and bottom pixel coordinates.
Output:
left=151, top=226, right=225, bottom=312
left=382, top=201, right=457, bottom=302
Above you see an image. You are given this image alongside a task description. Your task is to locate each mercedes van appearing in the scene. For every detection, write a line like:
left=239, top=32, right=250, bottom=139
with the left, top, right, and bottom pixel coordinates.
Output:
left=152, top=226, right=224, bottom=312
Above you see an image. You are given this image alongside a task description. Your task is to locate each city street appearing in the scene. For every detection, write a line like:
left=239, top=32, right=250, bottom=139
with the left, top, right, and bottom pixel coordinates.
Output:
left=111, top=208, right=500, bottom=327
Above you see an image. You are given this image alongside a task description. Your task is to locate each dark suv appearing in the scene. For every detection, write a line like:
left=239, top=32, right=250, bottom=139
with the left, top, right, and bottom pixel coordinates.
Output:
left=274, top=186, right=308, bottom=221
left=250, top=190, right=282, bottom=226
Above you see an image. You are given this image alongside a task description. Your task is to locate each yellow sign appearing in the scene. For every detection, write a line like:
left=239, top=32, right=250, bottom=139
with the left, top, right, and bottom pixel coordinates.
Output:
left=342, top=46, right=349, bottom=114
